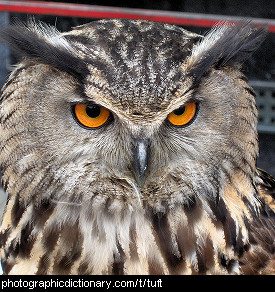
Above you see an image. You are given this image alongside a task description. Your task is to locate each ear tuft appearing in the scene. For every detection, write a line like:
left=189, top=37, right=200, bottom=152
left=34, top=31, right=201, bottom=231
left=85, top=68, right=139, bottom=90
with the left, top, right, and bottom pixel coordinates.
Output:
left=0, top=19, right=89, bottom=82
left=186, top=21, right=267, bottom=85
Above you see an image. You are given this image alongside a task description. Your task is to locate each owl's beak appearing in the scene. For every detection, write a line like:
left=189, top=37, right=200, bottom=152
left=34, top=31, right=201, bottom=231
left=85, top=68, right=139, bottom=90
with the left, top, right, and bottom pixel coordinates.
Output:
left=132, top=139, right=150, bottom=188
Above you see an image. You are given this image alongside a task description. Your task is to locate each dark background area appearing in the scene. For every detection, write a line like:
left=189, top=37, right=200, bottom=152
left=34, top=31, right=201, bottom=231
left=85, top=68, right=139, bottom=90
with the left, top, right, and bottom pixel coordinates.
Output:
left=1, top=0, right=275, bottom=176
left=38, top=0, right=275, bottom=19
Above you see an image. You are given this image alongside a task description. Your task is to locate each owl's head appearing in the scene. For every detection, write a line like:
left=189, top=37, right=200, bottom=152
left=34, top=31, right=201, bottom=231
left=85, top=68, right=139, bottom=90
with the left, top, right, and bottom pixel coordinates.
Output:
left=0, top=19, right=266, bottom=211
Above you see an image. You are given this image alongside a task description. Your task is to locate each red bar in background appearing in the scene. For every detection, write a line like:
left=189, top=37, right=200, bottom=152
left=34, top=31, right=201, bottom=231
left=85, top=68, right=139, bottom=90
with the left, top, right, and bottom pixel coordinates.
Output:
left=0, top=1, right=274, bottom=32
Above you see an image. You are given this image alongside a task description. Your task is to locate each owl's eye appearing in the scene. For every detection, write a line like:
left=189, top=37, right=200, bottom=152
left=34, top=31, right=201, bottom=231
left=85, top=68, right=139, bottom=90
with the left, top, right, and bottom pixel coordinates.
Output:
left=167, top=102, right=197, bottom=126
left=73, top=104, right=111, bottom=128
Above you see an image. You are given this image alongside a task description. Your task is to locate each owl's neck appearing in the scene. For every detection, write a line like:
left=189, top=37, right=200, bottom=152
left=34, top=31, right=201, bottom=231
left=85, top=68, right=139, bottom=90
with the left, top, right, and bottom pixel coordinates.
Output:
left=0, top=183, right=262, bottom=275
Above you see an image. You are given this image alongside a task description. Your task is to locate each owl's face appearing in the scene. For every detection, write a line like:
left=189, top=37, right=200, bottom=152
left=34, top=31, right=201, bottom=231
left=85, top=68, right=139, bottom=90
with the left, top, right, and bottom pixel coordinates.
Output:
left=0, top=19, right=264, bottom=210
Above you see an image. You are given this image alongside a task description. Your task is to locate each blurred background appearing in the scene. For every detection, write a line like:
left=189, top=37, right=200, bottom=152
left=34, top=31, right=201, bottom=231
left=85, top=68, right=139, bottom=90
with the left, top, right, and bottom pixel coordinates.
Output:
left=0, top=0, right=274, bottom=219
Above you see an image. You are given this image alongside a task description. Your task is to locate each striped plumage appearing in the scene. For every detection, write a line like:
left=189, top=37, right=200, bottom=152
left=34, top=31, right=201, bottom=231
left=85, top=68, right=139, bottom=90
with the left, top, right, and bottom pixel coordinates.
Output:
left=0, top=19, right=274, bottom=275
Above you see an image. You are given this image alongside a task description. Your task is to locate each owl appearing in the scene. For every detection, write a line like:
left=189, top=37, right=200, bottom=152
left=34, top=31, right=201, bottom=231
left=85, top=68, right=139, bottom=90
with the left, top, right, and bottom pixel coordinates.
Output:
left=0, top=19, right=274, bottom=275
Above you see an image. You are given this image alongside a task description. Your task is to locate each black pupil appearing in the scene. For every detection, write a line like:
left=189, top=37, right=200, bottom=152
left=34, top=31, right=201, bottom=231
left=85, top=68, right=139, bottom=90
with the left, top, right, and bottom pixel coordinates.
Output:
left=173, top=106, right=186, bottom=116
left=86, top=105, right=101, bottom=118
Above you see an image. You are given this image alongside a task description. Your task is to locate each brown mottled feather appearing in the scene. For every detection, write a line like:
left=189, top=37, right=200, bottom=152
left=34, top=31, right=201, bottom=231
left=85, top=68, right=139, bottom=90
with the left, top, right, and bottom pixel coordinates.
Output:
left=256, top=168, right=275, bottom=211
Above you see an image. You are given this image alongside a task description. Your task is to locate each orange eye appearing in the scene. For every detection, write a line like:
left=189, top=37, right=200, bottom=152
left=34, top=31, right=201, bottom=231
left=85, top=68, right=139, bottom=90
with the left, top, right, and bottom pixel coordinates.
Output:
left=167, top=102, right=197, bottom=126
left=74, top=104, right=111, bottom=128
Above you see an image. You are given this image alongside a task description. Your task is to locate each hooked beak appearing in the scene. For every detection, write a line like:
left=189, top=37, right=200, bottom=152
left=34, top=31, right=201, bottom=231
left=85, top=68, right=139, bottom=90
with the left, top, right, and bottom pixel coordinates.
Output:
left=132, top=139, right=150, bottom=188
